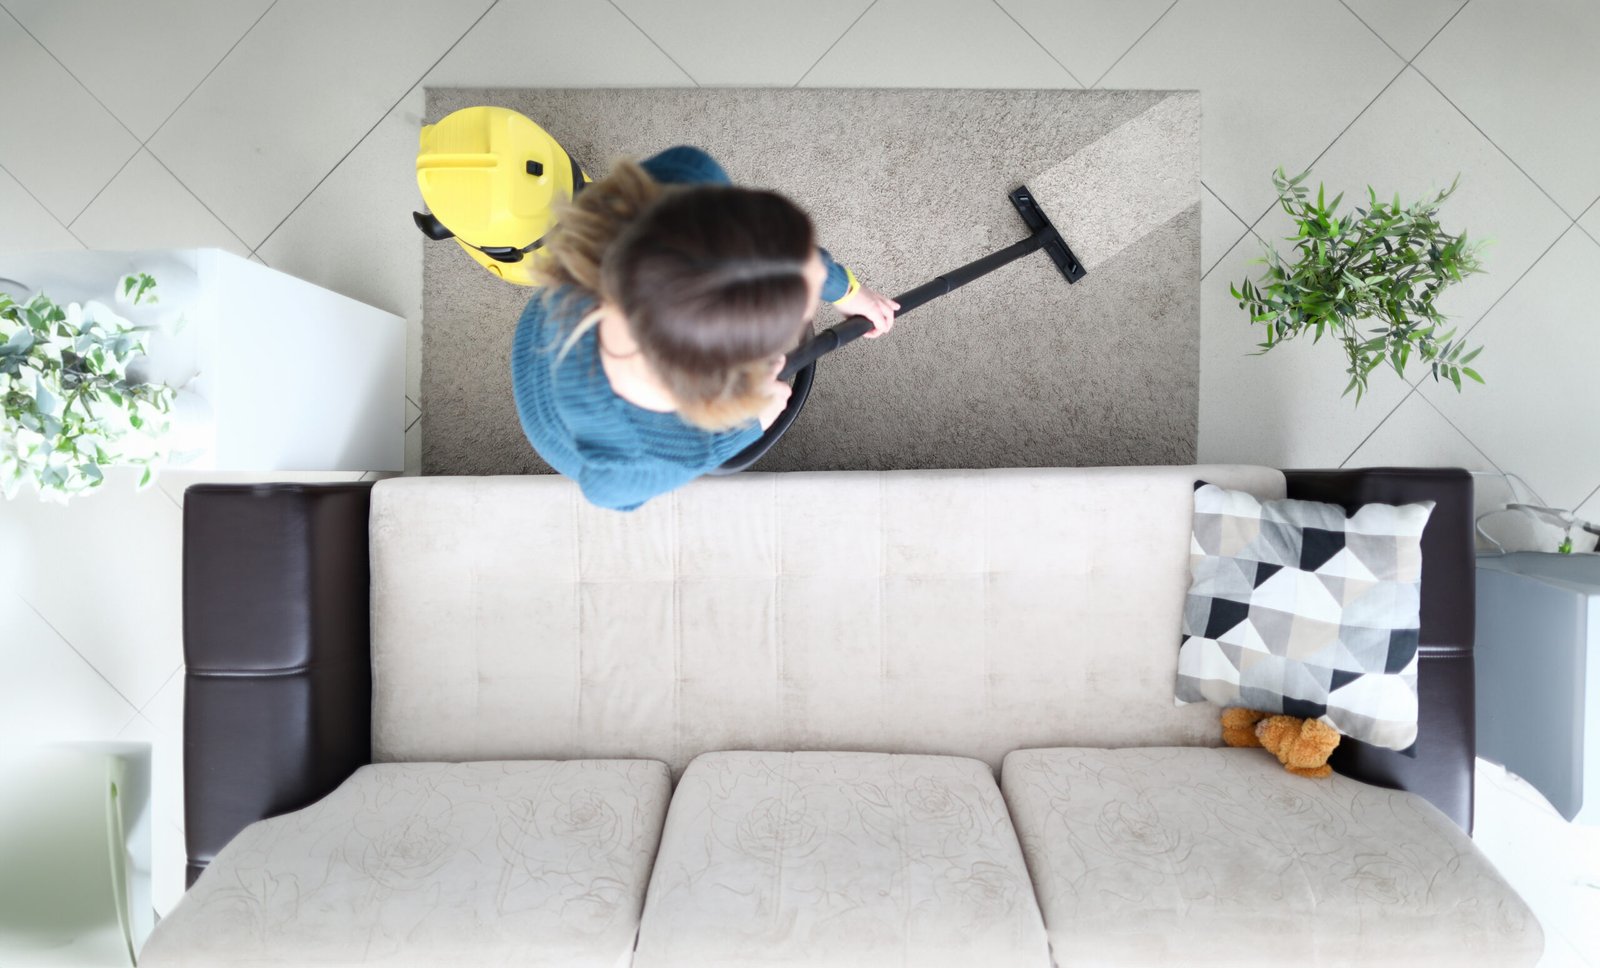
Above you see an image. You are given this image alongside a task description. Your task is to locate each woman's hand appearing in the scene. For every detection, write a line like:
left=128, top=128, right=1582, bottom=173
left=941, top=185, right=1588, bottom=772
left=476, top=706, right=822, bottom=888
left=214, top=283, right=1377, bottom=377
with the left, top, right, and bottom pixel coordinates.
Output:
left=835, top=286, right=900, bottom=338
left=757, top=356, right=793, bottom=430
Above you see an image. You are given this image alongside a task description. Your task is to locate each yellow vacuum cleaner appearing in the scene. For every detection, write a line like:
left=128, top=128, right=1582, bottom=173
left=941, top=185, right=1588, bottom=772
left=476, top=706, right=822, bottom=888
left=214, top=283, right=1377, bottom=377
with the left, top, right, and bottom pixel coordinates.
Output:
left=413, top=106, right=589, bottom=285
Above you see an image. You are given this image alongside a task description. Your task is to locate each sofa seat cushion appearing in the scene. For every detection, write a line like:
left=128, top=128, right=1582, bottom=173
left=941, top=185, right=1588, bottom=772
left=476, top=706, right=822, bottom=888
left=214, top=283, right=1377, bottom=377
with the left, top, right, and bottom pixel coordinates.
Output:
left=1001, top=748, right=1543, bottom=966
left=634, top=751, right=1050, bottom=967
left=141, top=760, right=671, bottom=967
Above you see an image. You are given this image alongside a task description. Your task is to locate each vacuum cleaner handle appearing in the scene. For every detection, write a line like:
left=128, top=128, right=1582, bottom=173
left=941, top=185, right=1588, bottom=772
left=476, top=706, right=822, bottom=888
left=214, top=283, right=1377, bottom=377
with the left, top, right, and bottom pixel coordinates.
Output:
left=777, top=277, right=949, bottom=380
left=777, top=223, right=1061, bottom=381
left=776, top=274, right=963, bottom=381
left=779, top=315, right=877, bottom=380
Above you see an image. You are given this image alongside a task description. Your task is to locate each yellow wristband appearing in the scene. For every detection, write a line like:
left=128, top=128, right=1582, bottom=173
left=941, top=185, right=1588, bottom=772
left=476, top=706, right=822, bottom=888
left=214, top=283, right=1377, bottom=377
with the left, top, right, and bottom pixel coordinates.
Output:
left=831, top=266, right=861, bottom=305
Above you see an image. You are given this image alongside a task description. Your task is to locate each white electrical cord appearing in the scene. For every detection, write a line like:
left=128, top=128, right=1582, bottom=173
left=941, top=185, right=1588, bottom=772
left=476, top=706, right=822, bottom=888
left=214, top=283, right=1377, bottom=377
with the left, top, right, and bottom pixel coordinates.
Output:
left=1471, top=470, right=1599, bottom=555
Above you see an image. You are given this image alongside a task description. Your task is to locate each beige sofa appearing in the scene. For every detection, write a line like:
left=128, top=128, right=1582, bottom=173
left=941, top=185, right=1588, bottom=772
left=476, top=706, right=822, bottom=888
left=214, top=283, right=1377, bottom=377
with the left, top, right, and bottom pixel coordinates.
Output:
left=145, top=466, right=1542, bottom=966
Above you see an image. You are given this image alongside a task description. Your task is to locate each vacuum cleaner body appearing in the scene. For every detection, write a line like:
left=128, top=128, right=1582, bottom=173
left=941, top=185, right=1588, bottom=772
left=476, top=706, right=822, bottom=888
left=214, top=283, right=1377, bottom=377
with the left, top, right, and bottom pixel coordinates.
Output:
left=414, top=106, right=589, bottom=285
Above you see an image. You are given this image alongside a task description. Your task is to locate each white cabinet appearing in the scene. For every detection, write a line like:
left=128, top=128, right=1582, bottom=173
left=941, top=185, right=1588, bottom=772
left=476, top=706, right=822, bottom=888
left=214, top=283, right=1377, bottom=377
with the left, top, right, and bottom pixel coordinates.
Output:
left=0, top=248, right=403, bottom=472
left=1476, top=553, right=1600, bottom=823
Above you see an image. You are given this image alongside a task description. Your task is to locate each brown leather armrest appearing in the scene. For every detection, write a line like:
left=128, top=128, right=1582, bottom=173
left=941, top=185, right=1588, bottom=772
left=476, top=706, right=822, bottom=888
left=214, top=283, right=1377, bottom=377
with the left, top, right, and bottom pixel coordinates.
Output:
left=182, top=483, right=374, bottom=885
left=1283, top=467, right=1475, bottom=831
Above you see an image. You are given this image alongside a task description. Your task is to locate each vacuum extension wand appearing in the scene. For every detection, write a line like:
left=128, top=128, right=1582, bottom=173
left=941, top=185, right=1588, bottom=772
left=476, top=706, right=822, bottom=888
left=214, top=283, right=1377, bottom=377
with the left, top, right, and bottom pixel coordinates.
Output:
left=778, top=185, right=1085, bottom=381
left=713, top=184, right=1085, bottom=475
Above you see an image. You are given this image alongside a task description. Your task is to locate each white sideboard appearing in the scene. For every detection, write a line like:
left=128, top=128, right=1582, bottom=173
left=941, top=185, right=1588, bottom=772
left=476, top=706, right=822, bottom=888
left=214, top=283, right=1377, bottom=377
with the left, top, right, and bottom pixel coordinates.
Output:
left=1476, top=553, right=1600, bottom=823
left=0, top=248, right=403, bottom=472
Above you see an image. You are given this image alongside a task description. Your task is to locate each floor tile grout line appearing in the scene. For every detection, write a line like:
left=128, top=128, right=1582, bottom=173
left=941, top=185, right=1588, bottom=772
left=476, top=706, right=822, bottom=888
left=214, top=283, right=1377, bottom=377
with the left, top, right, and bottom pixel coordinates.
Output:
left=793, top=0, right=883, bottom=86
left=1198, top=0, right=1459, bottom=236
left=140, top=151, right=255, bottom=254
left=0, top=4, right=108, bottom=241
left=138, top=665, right=185, bottom=717
left=1411, top=386, right=1509, bottom=476
left=1409, top=64, right=1575, bottom=221
left=1453, top=221, right=1575, bottom=343
left=143, top=0, right=279, bottom=150
left=63, top=146, right=143, bottom=229
left=989, top=0, right=1083, bottom=88
left=1408, top=0, right=1470, bottom=67
left=1575, top=196, right=1600, bottom=248
left=605, top=0, right=700, bottom=87
left=1201, top=181, right=1250, bottom=231
left=1337, top=385, right=1418, bottom=468
left=1335, top=0, right=1407, bottom=62
left=1088, top=0, right=1179, bottom=89
left=1199, top=181, right=1253, bottom=276
left=251, top=0, right=502, bottom=256
left=1, top=4, right=142, bottom=146
left=1199, top=210, right=1269, bottom=283
left=12, top=0, right=271, bottom=244
left=18, top=594, right=145, bottom=715
left=1238, top=62, right=1408, bottom=235
left=115, top=709, right=144, bottom=737
left=0, top=159, right=89, bottom=249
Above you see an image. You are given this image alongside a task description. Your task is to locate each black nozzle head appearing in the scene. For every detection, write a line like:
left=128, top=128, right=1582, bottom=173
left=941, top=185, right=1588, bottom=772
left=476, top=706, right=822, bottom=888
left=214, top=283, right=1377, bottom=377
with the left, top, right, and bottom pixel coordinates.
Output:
left=1009, top=185, right=1086, bottom=284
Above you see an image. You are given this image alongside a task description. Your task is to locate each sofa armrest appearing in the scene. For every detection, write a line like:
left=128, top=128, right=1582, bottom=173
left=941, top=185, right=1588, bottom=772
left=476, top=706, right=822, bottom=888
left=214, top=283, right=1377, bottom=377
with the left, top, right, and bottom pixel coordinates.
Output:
left=182, top=483, right=375, bottom=886
left=1283, top=467, right=1475, bottom=831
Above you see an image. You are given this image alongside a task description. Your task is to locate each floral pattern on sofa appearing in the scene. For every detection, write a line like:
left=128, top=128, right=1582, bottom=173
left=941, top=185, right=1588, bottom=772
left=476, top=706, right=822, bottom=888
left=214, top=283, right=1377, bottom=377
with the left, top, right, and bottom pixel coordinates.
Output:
left=1001, top=747, right=1543, bottom=966
left=633, top=750, right=1051, bottom=968
left=141, top=760, right=672, bottom=967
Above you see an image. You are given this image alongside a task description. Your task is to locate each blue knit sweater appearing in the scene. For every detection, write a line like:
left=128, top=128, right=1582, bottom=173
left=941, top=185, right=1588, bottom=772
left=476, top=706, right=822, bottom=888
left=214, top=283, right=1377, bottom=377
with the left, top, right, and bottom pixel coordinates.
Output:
left=510, top=146, right=851, bottom=511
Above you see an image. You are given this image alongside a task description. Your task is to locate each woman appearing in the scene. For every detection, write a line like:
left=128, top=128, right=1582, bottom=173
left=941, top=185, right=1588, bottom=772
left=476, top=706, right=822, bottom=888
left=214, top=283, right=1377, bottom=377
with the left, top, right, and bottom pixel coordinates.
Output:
left=512, top=145, right=897, bottom=511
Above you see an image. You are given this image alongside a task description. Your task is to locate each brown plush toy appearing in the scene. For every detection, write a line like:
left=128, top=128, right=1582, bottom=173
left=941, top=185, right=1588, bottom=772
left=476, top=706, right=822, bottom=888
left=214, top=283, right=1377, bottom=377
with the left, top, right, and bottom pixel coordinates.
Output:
left=1220, top=708, right=1341, bottom=778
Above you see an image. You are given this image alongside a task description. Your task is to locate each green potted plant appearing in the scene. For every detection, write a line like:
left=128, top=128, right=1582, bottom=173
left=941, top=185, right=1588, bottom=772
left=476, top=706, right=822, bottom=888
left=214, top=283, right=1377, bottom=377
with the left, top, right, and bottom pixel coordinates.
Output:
left=0, top=274, right=173, bottom=502
left=1232, top=167, right=1486, bottom=401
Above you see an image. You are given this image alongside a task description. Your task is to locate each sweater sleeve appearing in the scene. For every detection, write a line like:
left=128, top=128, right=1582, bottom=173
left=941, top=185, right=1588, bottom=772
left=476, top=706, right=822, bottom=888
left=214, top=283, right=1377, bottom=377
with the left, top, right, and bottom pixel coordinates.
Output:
left=712, top=421, right=764, bottom=464
left=640, top=145, right=733, bottom=186
left=576, top=457, right=672, bottom=512
left=817, top=247, right=859, bottom=304
left=576, top=420, right=763, bottom=511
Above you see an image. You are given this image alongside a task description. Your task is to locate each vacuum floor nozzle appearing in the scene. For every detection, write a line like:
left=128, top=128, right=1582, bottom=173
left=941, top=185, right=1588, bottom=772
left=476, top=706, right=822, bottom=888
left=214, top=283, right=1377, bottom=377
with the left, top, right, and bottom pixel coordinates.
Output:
left=1009, top=185, right=1086, bottom=284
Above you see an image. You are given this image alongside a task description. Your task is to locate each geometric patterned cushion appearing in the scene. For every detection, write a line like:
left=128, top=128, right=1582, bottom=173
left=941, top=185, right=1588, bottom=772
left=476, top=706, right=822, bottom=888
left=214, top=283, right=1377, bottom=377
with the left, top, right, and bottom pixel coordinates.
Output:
left=1175, top=482, right=1435, bottom=751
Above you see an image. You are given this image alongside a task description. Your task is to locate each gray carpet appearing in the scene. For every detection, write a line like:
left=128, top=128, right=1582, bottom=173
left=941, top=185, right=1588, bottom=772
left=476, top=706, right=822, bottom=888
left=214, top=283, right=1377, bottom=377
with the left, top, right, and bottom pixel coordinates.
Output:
left=422, top=88, right=1199, bottom=475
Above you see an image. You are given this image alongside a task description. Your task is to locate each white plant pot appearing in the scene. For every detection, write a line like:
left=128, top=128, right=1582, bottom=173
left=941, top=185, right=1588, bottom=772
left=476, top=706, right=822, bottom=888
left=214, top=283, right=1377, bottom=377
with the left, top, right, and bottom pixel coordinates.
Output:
left=164, top=387, right=215, bottom=466
left=114, top=257, right=199, bottom=332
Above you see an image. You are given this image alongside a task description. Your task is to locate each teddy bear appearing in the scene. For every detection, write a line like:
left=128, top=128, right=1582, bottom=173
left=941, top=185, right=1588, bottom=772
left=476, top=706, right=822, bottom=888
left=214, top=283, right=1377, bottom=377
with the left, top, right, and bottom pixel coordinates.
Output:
left=1220, top=707, right=1341, bottom=778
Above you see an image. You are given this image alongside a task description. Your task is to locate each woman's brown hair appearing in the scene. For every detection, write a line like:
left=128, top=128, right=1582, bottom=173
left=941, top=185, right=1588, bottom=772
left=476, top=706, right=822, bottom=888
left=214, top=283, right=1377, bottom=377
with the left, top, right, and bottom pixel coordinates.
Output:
left=532, top=159, right=815, bottom=431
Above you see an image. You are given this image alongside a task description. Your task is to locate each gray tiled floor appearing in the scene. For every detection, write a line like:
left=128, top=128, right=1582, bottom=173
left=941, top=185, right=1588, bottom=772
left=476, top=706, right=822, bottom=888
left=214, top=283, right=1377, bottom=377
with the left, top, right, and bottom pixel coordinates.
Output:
left=2, top=1, right=1597, bottom=960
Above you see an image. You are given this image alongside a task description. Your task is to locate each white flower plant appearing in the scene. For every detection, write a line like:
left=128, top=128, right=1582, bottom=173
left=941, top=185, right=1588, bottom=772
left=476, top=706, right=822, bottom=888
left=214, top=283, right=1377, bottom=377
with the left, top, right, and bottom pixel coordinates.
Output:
left=1, top=273, right=174, bottom=502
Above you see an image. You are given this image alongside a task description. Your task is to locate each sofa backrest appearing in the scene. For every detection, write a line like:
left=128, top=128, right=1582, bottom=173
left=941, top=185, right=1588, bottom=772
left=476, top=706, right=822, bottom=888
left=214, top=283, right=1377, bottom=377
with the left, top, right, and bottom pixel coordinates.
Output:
left=369, top=465, right=1285, bottom=774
